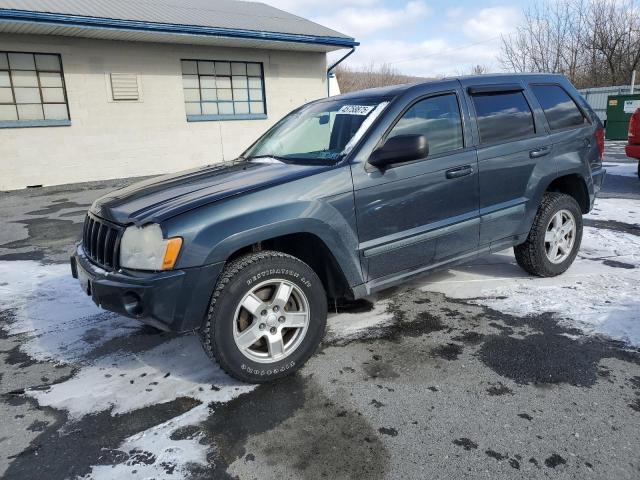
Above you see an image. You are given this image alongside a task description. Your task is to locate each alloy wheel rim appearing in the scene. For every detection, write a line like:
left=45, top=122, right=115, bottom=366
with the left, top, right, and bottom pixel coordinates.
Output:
left=544, top=209, right=576, bottom=264
left=233, top=279, right=310, bottom=364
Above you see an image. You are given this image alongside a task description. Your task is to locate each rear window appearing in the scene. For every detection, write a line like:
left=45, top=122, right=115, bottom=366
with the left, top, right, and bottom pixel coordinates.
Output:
left=530, top=84, right=586, bottom=130
left=471, top=91, right=535, bottom=144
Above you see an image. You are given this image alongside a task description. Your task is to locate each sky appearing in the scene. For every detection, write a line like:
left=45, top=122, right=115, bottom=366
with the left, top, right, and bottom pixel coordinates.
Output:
left=262, top=0, right=531, bottom=77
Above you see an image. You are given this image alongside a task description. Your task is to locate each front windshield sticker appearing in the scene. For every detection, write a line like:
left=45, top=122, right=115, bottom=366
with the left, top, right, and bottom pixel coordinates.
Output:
left=337, top=105, right=376, bottom=116
left=342, top=102, right=390, bottom=155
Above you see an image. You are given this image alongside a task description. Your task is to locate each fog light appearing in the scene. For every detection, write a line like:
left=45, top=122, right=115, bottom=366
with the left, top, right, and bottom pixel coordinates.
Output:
left=123, top=292, right=144, bottom=317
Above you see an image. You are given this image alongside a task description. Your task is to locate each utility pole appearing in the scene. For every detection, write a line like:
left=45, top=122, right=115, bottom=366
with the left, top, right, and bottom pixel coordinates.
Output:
left=632, top=70, right=636, bottom=94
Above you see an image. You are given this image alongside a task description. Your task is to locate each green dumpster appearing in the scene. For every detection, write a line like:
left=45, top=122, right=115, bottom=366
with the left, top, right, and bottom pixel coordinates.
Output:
left=605, top=94, right=640, bottom=140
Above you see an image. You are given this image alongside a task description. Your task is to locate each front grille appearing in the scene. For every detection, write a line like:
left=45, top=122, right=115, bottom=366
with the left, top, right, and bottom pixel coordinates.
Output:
left=82, top=213, right=123, bottom=270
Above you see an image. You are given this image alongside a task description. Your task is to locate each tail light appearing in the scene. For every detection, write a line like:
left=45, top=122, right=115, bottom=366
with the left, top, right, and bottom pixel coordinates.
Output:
left=629, top=108, right=640, bottom=145
left=595, top=127, right=605, bottom=161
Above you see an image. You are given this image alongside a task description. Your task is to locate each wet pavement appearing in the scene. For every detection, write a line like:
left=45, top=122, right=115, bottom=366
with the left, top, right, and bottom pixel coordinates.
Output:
left=0, top=143, right=639, bottom=479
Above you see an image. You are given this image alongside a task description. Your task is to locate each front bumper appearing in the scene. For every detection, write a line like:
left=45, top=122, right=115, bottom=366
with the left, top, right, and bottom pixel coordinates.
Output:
left=70, top=245, right=224, bottom=332
left=625, top=144, right=640, bottom=160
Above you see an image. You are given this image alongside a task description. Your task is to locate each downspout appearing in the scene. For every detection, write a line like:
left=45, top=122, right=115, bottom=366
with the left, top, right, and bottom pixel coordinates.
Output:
left=326, top=47, right=355, bottom=97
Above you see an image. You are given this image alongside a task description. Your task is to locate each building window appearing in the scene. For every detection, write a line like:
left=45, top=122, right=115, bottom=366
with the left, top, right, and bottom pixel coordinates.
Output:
left=0, top=52, right=70, bottom=127
left=181, top=60, right=266, bottom=121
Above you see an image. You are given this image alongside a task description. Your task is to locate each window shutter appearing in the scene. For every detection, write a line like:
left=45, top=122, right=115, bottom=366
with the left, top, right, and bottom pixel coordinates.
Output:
left=110, top=73, right=139, bottom=101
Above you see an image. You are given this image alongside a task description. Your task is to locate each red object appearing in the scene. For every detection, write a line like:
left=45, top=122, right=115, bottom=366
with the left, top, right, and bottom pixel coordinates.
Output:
left=629, top=108, right=640, bottom=145
left=595, top=126, right=605, bottom=160
left=626, top=144, right=640, bottom=159
left=626, top=108, right=640, bottom=159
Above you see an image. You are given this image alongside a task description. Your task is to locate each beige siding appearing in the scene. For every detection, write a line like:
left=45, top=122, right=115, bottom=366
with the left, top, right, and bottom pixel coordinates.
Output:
left=0, top=34, right=327, bottom=190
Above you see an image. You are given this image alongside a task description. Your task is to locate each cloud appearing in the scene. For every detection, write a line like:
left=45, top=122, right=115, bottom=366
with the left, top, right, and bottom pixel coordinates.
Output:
left=343, top=37, right=503, bottom=77
left=262, top=1, right=519, bottom=77
left=462, top=6, right=520, bottom=40
left=314, top=1, right=430, bottom=38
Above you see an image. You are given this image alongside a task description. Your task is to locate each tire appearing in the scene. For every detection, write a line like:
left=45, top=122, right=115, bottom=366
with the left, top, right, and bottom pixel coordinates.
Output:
left=637, top=160, right=640, bottom=179
left=514, top=192, right=583, bottom=277
left=200, top=250, right=327, bottom=383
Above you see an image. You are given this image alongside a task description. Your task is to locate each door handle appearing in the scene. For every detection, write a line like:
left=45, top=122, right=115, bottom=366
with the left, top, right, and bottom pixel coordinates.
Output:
left=445, top=165, right=473, bottom=179
left=529, top=146, right=551, bottom=158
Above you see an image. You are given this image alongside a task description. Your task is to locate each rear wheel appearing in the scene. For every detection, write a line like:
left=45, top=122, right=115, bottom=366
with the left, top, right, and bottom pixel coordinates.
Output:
left=514, top=192, right=583, bottom=277
left=200, top=250, right=327, bottom=383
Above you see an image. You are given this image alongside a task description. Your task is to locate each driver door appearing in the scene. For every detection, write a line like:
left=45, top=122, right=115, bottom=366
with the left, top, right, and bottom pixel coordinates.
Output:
left=352, top=89, right=480, bottom=283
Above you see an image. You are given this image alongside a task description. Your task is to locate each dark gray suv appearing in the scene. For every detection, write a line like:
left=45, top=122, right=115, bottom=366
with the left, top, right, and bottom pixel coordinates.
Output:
left=71, top=74, right=606, bottom=382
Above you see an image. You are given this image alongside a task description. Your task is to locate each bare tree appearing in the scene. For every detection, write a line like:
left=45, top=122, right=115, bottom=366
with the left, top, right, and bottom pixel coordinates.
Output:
left=586, top=0, right=640, bottom=85
left=500, top=0, right=640, bottom=88
left=334, top=63, right=427, bottom=93
left=470, top=64, right=489, bottom=75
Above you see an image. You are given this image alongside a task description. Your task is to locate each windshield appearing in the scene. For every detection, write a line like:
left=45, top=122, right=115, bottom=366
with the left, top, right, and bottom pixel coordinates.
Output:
left=243, top=98, right=389, bottom=164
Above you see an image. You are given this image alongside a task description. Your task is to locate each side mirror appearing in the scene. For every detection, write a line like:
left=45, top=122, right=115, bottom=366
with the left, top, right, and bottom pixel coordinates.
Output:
left=369, top=134, right=428, bottom=168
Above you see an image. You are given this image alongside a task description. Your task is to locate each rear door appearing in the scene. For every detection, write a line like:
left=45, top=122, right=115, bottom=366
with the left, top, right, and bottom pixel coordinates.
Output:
left=464, top=82, right=552, bottom=248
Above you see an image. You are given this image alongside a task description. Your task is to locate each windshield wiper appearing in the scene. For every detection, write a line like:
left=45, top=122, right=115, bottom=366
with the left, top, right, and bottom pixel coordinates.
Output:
left=247, top=155, right=289, bottom=162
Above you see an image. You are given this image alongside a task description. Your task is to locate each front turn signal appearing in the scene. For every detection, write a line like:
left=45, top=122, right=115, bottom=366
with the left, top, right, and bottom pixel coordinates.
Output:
left=162, top=237, right=183, bottom=270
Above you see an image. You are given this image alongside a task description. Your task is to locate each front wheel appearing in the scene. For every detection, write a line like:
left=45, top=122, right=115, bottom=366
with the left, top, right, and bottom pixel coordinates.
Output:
left=200, top=251, right=327, bottom=383
left=514, top=192, right=583, bottom=277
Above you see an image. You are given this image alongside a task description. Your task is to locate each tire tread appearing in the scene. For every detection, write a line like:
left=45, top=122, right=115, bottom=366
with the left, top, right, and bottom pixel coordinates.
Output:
left=200, top=250, right=317, bottom=383
left=514, top=192, right=581, bottom=277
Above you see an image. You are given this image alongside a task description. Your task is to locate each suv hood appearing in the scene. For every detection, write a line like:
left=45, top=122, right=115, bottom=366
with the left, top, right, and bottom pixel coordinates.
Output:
left=91, top=159, right=331, bottom=225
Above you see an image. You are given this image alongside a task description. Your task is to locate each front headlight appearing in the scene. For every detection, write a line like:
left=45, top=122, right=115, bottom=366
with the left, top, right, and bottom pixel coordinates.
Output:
left=119, top=223, right=182, bottom=271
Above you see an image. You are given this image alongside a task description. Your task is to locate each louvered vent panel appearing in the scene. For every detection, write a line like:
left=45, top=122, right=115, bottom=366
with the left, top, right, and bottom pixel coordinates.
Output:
left=110, top=73, right=139, bottom=101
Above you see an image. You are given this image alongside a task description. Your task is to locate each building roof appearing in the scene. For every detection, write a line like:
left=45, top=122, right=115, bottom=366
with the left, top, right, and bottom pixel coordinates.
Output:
left=0, top=0, right=357, bottom=52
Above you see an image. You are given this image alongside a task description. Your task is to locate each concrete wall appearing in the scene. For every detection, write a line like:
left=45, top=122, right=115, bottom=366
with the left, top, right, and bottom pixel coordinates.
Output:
left=0, top=33, right=328, bottom=190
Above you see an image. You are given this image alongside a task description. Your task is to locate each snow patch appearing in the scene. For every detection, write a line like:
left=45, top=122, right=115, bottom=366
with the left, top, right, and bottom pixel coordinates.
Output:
left=29, top=334, right=254, bottom=419
left=419, top=224, right=640, bottom=347
left=602, top=162, right=638, bottom=178
left=326, top=299, right=393, bottom=342
left=579, top=227, right=640, bottom=266
left=0, top=260, right=253, bottom=479
left=467, top=275, right=639, bottom=345
left=80, top=405, right=213, bottom=480
left=586, top=197, right=640, bottom=226
left=0, top=261, right=138, bottom=362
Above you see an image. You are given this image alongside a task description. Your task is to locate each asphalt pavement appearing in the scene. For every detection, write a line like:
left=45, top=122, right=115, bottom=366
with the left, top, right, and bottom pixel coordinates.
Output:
left=0, top=143, right=638, bottom=479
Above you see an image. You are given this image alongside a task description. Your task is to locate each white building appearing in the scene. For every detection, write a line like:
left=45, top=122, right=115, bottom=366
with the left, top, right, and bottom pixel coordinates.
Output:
left=0, top=0, right=356, bottom=190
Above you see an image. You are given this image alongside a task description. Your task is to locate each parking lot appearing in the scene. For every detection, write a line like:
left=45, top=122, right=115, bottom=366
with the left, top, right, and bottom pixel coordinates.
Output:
left=0, top=142, right=639, bottom=479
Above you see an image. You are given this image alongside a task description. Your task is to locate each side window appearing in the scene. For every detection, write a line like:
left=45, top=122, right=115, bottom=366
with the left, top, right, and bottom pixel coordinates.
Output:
left=530, top=84, right=586, bottom=130
left=471, top=91, right=535, bottom=144
left=389, top=93, right=464, bottom=157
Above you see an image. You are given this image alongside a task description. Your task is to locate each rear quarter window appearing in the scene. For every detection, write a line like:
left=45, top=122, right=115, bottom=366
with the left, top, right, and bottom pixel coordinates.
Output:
left=530, top=84, right=586, bottom=131
left=471, top=91, right=535, bottom=144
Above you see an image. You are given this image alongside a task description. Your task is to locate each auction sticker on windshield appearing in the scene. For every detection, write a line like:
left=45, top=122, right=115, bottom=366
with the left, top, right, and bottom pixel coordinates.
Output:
left=337, top=105, right=375, bottom=115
